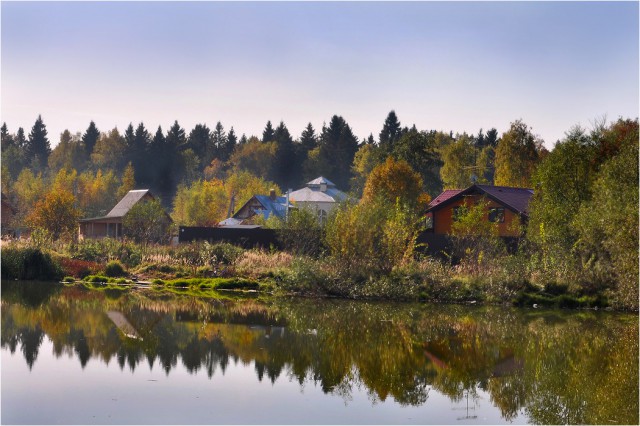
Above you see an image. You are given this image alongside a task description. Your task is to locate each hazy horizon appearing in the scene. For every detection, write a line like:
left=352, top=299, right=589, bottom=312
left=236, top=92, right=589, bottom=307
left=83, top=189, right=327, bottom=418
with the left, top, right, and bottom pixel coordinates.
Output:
left=2, top=1, right=638, bottom=149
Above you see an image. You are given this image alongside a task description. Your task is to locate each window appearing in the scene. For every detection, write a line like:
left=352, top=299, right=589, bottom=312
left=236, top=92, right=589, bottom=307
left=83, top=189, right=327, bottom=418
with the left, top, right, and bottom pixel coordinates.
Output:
left=425, top=214, right=433, bottom=230
left=452, top=206, right=465, bottom=222
left=317, top=209, right=328, bottom=225
left=488, top=207, right=505, bottom=223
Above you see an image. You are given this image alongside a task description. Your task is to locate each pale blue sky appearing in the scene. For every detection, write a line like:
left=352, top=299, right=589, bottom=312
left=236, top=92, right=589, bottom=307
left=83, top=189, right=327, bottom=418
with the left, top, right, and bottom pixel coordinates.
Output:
left=2, top=1, right=638, bottom=149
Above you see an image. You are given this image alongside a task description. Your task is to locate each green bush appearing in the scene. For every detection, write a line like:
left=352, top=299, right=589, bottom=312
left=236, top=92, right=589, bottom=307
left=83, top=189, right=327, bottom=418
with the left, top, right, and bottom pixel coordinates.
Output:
left=104, top=260, right=127, bottom=277
left=1, top=247, right=63, bottom=281
left=62, top=276, right=75, bottom=283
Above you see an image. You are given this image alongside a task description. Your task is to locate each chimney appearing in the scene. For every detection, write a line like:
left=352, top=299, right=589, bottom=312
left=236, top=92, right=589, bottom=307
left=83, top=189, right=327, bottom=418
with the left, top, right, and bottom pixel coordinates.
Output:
left=269, top=189, right=276, bottom=200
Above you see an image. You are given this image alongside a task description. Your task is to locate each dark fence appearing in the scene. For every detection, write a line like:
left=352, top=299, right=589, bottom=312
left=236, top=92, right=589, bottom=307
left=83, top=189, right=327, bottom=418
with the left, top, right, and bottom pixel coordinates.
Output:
left=179, top=226, right=281, bottom=249
left=417, top=232, right=521, bottom=259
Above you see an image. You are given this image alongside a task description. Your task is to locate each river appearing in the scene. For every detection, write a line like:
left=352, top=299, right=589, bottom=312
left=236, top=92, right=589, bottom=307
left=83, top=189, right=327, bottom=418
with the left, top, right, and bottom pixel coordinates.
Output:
left=1, top=281, right=637, bottom=424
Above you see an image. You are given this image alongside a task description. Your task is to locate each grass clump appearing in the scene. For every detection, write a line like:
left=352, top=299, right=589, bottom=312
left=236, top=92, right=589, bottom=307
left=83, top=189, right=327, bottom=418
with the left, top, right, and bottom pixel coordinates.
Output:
left=104, top=260, right=127, bottom=277
left=163, top=277, right=260, bottom=291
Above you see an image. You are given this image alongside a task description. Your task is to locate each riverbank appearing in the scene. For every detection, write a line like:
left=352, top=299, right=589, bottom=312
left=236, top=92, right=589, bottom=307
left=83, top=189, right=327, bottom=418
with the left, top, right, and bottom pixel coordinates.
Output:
left=1, top=240, right=625, bottom=310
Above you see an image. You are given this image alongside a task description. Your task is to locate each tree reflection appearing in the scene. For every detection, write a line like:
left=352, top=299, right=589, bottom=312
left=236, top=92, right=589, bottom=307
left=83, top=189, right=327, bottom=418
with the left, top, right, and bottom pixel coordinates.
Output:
left=1, top=283, right=637, bottom=424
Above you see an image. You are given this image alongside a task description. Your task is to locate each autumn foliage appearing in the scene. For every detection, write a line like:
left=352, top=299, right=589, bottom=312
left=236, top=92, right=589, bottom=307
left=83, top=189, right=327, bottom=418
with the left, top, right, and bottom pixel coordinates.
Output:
left=362, top=157, right=424, bottom=209
left=26, top=189, right=80, bottom=240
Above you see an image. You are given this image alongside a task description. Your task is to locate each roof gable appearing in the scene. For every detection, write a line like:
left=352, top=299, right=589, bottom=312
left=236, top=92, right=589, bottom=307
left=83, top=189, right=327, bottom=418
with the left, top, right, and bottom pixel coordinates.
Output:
left=306, top=176, right=336, bottom=187
left=428, top=189, right=463, bottom=208
left=427, top=185, right=534, bottom=216
left=289, top=186, right=347, bottom=203
left=107, top=190, right=153, bottom=218
left=234, top=195, right=294, bottom=220
left=475, top=185, right=534, bottom=215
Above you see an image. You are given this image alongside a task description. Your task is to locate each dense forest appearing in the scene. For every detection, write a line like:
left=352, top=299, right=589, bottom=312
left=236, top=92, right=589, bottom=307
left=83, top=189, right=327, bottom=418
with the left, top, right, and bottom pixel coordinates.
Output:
left=1, top=111, right=548, bottom=225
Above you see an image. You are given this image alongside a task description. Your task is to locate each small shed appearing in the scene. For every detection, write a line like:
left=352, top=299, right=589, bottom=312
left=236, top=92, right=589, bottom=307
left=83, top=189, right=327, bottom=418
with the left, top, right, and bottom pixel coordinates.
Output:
left=78, top=189, right=170, bottom=239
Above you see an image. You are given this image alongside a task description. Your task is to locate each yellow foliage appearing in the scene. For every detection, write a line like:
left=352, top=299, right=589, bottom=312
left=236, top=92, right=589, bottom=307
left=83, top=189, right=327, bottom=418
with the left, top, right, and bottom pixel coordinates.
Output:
left=362, top=157, right=423, bottom=208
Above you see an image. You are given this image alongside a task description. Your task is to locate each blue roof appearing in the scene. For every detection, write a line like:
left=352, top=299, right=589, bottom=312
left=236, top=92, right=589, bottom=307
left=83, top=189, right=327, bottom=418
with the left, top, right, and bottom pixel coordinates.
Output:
left=252, top=195, right=292, bottom=220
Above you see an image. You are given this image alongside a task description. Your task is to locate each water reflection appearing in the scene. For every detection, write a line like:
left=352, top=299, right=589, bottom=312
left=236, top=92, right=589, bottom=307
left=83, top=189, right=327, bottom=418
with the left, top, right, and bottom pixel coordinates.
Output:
left=1, top=281, right=638, bottom=424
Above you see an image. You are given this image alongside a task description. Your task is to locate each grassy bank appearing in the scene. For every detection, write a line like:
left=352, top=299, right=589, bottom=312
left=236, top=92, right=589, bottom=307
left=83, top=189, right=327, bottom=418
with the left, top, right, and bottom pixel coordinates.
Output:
left=1, top=238, right=628, bottom=311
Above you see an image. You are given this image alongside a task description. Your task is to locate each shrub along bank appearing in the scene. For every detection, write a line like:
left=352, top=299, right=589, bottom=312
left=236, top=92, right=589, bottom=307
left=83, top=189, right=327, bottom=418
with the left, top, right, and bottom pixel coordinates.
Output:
left=0, top=238, right=629, bottom=311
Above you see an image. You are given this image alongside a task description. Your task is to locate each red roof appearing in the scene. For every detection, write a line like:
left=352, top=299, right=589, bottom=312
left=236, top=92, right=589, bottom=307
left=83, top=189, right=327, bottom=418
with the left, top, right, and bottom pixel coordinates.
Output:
left=428, top=189, right=463, bottom=208
left=427, top=185, right=534, bottom=216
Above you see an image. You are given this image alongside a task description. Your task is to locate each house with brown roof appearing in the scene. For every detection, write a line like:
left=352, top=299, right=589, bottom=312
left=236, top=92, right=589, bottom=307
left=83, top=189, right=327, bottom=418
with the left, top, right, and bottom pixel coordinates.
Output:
left=424, top=184, right=533, bottom=237
left=78, top=189, right=171, bottom=240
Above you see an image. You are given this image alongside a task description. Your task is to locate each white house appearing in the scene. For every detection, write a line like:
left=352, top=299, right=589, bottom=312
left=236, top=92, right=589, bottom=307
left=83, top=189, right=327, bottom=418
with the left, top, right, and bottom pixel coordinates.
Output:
left=288, top=177, right=347, bottom=223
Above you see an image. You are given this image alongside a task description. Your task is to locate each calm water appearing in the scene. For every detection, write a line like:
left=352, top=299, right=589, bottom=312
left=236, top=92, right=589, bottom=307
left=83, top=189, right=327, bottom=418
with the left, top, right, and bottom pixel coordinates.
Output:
left=1, top=282, right=637, bottom=425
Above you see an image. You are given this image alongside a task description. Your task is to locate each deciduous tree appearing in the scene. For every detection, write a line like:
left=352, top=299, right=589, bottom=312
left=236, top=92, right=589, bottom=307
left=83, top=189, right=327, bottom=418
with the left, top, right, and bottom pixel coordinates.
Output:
left=494, top=120, right=544, bottom=187
left=123, top=198, right=171, bottom=243
left=26, top=188, right=80, bottom=240
left=362, top=157, right=424, bottom=210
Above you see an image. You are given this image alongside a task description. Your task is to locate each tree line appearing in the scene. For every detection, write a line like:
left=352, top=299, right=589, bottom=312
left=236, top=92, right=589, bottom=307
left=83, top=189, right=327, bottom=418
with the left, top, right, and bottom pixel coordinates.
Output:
left=2, top=111, right=548, bottom=220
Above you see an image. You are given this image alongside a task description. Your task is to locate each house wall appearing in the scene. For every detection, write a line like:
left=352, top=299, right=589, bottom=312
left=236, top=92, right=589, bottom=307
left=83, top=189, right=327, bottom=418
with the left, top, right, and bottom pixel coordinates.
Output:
left=79, top=222, right=122, bottom=239
left=295, top=201, right=336, bottom=215
left=432, top=195, right=522, bottom=236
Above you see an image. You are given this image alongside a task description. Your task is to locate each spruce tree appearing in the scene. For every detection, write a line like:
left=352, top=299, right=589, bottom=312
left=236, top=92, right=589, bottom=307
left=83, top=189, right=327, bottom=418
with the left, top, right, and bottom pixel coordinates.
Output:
left=211, top=122, right=227, bottom=160
left=82, top=121, right=100, bottom=160
left=273, top=121, right=296, bottom=189
left=486, top=128, right=499, bottom=148
left=262, top=121, right=275, bottom=143
left=26, top=115, right=51, bottom=172
left=15, top=128, right=27, bottom=149
left=239, top=134, right=248, bottom=145
left=319, top=115, right=358, bottom=190
left=1, top=123, right=14, bottom=151
left=124, top=123, right=135, bottom=154
left=187, top=124, right=212, bottom=165
left=379, top=110, right=402, bottom=151
left=133, top=123, right=151, bottom=186
left=300, top=123, right=317, bottom=152
left=223, top=127, right=238, bottom=162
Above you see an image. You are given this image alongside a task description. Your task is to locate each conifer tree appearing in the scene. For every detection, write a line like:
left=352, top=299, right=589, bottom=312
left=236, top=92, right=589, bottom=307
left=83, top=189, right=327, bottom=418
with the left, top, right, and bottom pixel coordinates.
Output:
left=133, top=122, right=150, bottom=186
left=300, top=123, right=317, bottom=152
left=318, top=115, right=358, bottom=190
left=223, top=127, right=238, bottom=162
left=187, top=123, right=212, bottom=165
left=272, top=121, right=296, bottom=189
left=212, top=122, right=227, bottom=160
left=124, top=123, right=135, bottom=154
left=379, top=110, right=402, bottom=151
left=82, top=121, right=100, bottom=161
left=1, top=123, right=13, bottom=150
left=262, top=121, right=275, bottom=143
left=239, top=134, right=248, bottom=145
left=15, top=127, right=27, bottom=149
left=26, top=115, right=51, bottom=172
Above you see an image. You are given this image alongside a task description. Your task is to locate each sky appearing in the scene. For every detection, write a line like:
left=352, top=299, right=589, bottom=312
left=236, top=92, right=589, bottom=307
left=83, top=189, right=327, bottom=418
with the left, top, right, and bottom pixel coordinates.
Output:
left=1, top=1, right=638, bottom=149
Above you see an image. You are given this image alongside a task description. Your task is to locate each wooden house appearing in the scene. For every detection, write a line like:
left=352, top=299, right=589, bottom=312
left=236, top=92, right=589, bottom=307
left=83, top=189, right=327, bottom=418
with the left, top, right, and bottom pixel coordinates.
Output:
left=78, top=189, right=171, bottom=239
left=424, top=184, right=533, bottom=237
